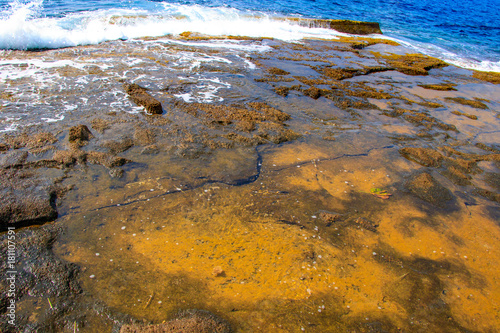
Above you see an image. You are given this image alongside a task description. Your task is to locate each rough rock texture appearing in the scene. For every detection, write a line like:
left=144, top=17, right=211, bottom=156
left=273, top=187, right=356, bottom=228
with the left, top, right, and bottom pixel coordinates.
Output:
left=399, top=147, right=444, bottom=167
left=406, top=172, right=453, bottom=206
left=120, top=310, right=231, bottom=333
left=124, top=83, right=163, bottom=115
left=0, top=150, right=28, bottom=168
left=0, top=169, right=57, bottom=230
left=69, top=124, right=93, bottom=144
left=0, top=225, right=82, bottom=331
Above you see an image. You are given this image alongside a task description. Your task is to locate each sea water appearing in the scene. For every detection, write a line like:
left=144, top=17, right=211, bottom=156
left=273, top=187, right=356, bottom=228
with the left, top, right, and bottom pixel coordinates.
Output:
left=0, top=0, right=499, bottom=72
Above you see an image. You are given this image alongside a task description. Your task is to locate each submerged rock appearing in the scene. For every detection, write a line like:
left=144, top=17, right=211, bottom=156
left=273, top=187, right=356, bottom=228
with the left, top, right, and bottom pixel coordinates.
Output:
left=318, top=210, right=343, bottom=226
left=406, top=172, right=453, bottom=206
left=120, top=309, right=231, bottom=333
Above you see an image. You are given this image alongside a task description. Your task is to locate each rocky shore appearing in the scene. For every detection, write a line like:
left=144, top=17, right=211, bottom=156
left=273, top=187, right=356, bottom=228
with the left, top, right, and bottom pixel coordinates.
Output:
left=1, top=22, right=499, bottom=332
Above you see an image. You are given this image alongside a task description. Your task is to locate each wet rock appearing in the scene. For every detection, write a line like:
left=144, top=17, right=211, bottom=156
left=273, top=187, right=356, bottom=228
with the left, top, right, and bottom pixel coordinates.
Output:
left=406, top=172, right=453, bottom=206
left=141, top=145, right=160, bottom=155
left=69, top=125, right=93, bottom=145
left=3, top=132, right=57, bottom=150
left=0, top=169, right=58, bottom=230
left=124, top=83, right=163, bottom=115
left=134, top=127, right=156, bottom=145
left=0, top=150, right=28, bottom=168
left=120, top=309, right=231, bottom=333
left=52, top=149, right=87, bottom=167
left=102, top=138, right=134, bottom=154
left=399, top=147, right=444, bottom=167
left=86, top=151, right=128, bottom=168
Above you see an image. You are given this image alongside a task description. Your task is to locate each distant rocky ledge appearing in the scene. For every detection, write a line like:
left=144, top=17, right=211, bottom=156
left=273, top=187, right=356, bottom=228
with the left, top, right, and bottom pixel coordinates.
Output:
left=281, top=17, right=383, bottom=35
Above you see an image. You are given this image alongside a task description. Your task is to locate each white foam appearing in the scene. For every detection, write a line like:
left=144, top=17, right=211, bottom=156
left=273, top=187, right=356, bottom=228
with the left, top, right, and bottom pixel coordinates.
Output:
left=0, top=1, right=343, bottom=50
left=0, top=59, right=87, bottom=80
left=41, top=114, right=65, bottom=123
left=389, top=37, right=500, bottom=73
left=154, top=39, right=272, bottom=53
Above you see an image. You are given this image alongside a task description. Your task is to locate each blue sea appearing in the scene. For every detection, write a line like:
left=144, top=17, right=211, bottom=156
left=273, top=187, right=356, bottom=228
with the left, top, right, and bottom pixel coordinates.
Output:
left=0, top=0, right=499, bottom=72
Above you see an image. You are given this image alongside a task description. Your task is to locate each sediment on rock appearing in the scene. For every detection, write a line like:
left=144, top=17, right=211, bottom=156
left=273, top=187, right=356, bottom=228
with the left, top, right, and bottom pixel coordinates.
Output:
left=406, top=172, right=453, bottom=206
left=124, top=83, right=163, bottom=115
left=120, top=310, right=231, bottom=333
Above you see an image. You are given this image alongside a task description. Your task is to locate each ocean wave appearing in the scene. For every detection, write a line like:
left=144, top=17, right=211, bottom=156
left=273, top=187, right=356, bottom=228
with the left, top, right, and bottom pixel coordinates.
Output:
left=0, top=1, right=347, bottom=50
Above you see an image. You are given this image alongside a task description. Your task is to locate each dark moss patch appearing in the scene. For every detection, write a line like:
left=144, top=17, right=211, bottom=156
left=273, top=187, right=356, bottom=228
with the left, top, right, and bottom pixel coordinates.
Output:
left=484, top=172, right=500, bottom=191
left=175, top=102, right=297, bottom=146
left=3, top=132, right=57, bottom=150
left=418, top=101, right=443, bottom=108
left=91, top=118, right=111, bottom=133
left=475, top=142, right=500, bottom=153
left=134, top=127, right=157, bottom=145
left=399, top=147, right=444, bottom=167
left=445, top=97, right=488, bottom=109
left=473, top=188, right=500, bottom=204
left=274, top=86, right=292, bottom=97
left=441, top=165, right=472, bottom=186
left=267, top=67, right=290, bottom=75
left=319, top=67, right=360, bottom=80
left=472, top=71, right=500, bottom=84
left=302, top=86, right=322, bottom=99
left=383, top=54, right=448, bottom=76
left=418, top=83, right=457, bottom=91
left=52, top=149, right=128, bottom=169
left=406, top=172, right=453, bottom=206
left=254, top=76, right=295, bottom=83
left=451, top=110, right=478, bottom=120
left=69, top=125, right=93, bottom=146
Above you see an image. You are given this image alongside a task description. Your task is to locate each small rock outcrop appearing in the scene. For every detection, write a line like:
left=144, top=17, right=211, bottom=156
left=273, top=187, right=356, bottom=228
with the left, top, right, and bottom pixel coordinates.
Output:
left=124, top=83, right=163, bottom=115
